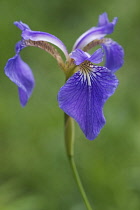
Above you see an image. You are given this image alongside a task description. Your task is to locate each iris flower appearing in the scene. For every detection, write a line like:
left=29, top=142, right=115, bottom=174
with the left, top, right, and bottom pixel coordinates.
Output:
left=4, top=12, right=124, bottom=140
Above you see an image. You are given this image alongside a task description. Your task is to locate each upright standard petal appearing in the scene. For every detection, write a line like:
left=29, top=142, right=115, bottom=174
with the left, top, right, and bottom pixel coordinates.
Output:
left=14, top=21, right=69, bottom=59
left=70, top=48, right=104, bottom=65
left=58, top=66, right=118, bottom=140
left=4, top=54, right=35, bottom=106
left=72, top=13, right=118, bottom=50
left=70, top=49, right=90, bottom=65
left=102, top=39, right=124, bottom=72
left=88, top=48, right=104, bottom=64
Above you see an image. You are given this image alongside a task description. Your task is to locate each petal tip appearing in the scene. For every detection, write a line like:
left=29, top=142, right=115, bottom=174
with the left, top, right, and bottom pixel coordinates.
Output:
left=14, top=21, right=30, bottom=31
left=18, top=88, right=31, bottom=107
left=98, top=12, right=109, bottom=27
left=85, top=120, right=106, bottom=140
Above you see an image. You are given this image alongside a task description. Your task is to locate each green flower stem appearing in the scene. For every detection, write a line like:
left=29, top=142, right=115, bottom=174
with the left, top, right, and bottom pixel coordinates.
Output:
left=64, top=113, right=93, bottom=210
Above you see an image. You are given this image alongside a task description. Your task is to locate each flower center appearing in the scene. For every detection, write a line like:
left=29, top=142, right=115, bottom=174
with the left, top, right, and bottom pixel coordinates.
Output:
left=79, top=60, right=94, bottom=72
left=79, top=61, right=94, bottom=86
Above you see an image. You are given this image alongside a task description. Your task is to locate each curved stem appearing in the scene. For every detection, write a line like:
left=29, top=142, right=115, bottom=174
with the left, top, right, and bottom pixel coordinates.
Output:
left=69, top=156, right=93, bottom=210
left=64, top=113, right=93, bottom=210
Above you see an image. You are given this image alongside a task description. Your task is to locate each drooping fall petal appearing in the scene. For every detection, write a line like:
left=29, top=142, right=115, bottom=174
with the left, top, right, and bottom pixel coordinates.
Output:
left=58, top=65, right=118, bottom=140
left=102, top=39, right=124, bottom=72
left=4, top=54, right=35, bottom=106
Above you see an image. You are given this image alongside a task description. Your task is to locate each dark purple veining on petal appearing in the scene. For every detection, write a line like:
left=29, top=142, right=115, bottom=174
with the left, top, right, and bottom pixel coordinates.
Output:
left=58, top=65, right=118, bottom=140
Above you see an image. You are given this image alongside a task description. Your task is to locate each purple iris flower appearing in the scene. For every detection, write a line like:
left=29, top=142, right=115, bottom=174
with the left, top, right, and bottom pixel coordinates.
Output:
left=4, top=12, right=124, bottom=140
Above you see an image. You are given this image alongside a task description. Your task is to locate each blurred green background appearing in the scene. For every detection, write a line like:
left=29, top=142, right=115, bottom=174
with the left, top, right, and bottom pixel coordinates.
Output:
left=0, top=0, right=140, bottom=209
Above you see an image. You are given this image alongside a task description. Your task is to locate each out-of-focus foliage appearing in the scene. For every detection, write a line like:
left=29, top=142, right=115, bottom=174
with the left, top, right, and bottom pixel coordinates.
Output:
left=0, top=0, right=140, bottom=209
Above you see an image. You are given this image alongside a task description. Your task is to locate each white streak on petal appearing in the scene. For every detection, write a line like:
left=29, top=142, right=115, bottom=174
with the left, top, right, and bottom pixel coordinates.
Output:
left=86, top=73, right=92, bottom=86
left=72, top=13, right=118, bottom=51
left=73, top=27, right=105, bottom=50
left=58, top=65, right=119, bottom=140
left=22, top=30, right=69, bottom=59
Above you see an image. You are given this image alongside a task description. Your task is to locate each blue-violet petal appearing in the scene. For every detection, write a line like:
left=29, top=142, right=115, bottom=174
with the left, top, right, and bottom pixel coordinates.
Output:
left=14, top=21, right=30, bottom=31
left=102, top=39, right=124, bottom=72
left=73, top=12, right=118, bottom=50
left=98, top=12, right=118, bottom=27
left=88, top=48, right=104, bottom=64
left=70, top=49, right=90, bottom=65
left=4, top=54, right=35, bottom=106
left=58, top=66, right=119, bottom=140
